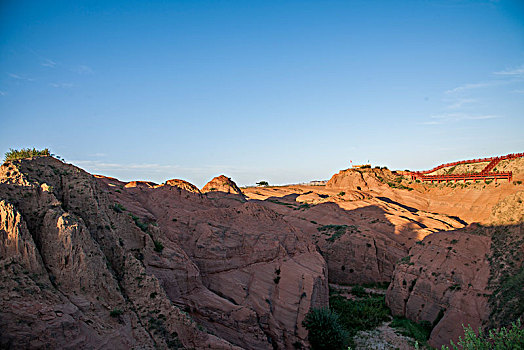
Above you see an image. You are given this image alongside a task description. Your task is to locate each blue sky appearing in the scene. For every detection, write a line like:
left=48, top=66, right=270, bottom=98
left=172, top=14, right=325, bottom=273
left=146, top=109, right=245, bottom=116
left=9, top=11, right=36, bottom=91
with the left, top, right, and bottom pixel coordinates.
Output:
left=1, top=0, right=523, bottom=187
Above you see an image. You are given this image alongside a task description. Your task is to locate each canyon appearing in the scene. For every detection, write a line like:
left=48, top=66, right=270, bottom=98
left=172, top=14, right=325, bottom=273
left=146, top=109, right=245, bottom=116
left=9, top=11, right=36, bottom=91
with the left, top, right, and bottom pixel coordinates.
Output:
left=1, top=153, right=523, bottom=349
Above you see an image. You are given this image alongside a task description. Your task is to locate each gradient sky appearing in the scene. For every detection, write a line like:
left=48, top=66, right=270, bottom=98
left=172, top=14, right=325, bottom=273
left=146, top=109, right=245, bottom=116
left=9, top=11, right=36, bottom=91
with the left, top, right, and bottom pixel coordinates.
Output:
left=1, top=0, right=523, bottom=187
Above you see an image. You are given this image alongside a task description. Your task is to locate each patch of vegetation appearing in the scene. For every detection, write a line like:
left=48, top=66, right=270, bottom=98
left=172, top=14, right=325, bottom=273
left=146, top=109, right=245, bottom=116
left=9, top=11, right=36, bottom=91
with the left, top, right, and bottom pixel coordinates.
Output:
left=112, top=203, right=126, bottom=213
left=110, top=308, right=123, bottom=317
left=487, top=225, right=524, bottom=327
left=441, top=320, right=524, bottom=350
left=351, top=285, right=367, bottom=297
left=318, top=224, right=347, bottom=233
left=397, top=255, right=413, bottom=265
left=445, top=165, right=457, bottom=174
left=147, top=314, right=183, bottom=349
left=256, top=181, right=269, bottom=186
left=267, top=199, right=296, bottom=208
left=302, top=308, right=349, bottom=350
left=273, top=268, right=281, bottom=284
left=387, top=181, right=414, bottom=191
left=128, top=213, right=148, bottom=232
left=317, top=224, right=359, bottom=242
left=391, top=317, right=431, bottom=346
left=153, top=240, right=164, bottom=253
left=4, top=147, right=50, bottom=161
left=338, top=191, right=346, bottom=196
left=330, top=294, right=390, bottom=342
left=296, top=202, right=312, bottom=210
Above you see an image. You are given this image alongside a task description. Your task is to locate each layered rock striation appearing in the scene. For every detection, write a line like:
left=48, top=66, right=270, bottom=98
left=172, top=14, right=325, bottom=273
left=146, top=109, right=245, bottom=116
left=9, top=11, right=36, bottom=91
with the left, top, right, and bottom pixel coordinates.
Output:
left=0, top=157, right=328, bottom=349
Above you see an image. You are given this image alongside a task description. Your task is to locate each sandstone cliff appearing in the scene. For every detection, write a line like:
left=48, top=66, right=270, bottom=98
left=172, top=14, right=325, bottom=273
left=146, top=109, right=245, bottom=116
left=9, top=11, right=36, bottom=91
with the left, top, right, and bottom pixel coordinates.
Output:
left=385, top=222, right=524, bottom=348
left=0, top=157, right=328, bottom=349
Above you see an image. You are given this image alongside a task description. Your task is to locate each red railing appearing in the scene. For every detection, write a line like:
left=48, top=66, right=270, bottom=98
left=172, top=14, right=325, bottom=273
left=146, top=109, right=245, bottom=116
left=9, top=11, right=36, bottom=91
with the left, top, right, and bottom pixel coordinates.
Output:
left=481, top=158, right=502, bottom=174
left=410, top=152, right=523, bottom=183
left=415, top=152, right=524, bottom=175
left=412, top=172, right=512, bottom=183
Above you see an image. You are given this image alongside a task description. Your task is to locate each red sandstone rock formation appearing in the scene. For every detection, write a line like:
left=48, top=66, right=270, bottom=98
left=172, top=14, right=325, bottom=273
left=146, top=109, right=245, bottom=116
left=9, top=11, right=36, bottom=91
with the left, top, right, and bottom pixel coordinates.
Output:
left=202, top=175, right=244, bottom=195
left=2, top=154, right=523, bottom=349
left=161, top=179, right=201, bottom=193
left=0, top=157, right=327, bottom=349
left=385, top=221, right=524, bottom=348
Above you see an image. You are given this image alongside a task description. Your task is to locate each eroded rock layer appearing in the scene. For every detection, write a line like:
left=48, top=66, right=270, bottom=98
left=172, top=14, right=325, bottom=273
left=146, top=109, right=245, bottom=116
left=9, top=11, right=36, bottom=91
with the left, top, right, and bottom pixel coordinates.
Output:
left=0, top=157, right=328, bottom=349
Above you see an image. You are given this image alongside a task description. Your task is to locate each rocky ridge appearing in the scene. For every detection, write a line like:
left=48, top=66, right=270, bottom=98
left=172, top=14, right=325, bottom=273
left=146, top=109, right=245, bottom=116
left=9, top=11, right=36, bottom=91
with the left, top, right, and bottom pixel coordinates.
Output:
left=1, top=154, right=523, bottom=349
left=0, top=157, right=327, bottom=349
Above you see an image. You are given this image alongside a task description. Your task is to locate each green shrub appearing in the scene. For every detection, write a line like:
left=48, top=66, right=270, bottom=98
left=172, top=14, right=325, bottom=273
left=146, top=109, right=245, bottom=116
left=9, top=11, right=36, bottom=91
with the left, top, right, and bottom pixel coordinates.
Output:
left=302, top=308, right=348, bottom=350
left=351, top=285, right=367, bottom=298
left=110, top=308, right=123, bottom=317
left=129, top=213, right=148, bottom=232
left=4, top=147, right=50, bottom=161
left=391, top=317, right=431, bottom=346
left=153, top=240, right=164, bottom=253
left=441, top=320, right=524, bottom=350
left=112, top=203, right=126, bottom=213
left=297, top=202, right=311, bottom=210
left=398, top=255, right=412, bottom=265
left=387, top=181, right=414, bottom=191
left=318, top=225, right=348, bottom=242
left=338, top=191, right=346, bottom=196
left=330, top=294, right=390, bottom=334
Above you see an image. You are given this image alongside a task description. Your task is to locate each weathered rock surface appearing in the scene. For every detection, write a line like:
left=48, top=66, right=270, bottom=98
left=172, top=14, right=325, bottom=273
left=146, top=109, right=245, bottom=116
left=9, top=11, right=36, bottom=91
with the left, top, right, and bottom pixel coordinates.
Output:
left=2, top=153, right=523, bottom=349
left=162, top=179, right=201, bottom=193
left=100, top=178, right=328, bottom=349
left=0, top=157, right=328, bottom=349
left=326, top=168, right=394, bottom=191
left=385, top=222, right=524, bottom=348
left=125, top=180, right=158, bottom=188
left=242, top=185, right=466, bottom=286
left=202, top=175, right=244, bottom=195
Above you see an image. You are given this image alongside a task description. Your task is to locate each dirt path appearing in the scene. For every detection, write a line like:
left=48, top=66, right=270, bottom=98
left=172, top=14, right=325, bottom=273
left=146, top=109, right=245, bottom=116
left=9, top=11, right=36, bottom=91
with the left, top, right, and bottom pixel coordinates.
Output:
left=329, top=284, right=425, bottom=350
left=353, top=321, right=418, bottom=350
left=329, top=283, right=387, bottom=296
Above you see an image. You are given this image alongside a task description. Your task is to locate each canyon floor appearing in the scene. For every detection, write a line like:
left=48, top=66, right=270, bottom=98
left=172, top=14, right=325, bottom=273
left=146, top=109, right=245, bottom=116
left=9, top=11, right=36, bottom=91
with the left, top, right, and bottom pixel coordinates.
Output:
left=1, top=155, right=523, bottom=349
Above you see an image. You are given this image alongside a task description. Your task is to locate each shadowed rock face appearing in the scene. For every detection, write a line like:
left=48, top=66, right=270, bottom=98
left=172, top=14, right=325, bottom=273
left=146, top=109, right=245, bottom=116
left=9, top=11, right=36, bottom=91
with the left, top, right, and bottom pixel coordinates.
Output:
left=202, top=175, right=244, bottom=195
left=385, top=223, right=524, bottom=348
left=241, top=187, right=466, bottom=287
left=0, top=157, right=328, bottom=349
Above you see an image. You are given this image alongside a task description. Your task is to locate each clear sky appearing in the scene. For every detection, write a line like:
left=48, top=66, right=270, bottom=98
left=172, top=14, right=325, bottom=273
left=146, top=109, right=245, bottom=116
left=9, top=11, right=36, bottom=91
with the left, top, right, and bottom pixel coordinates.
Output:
left=1, top=0, right=523, bottom=187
